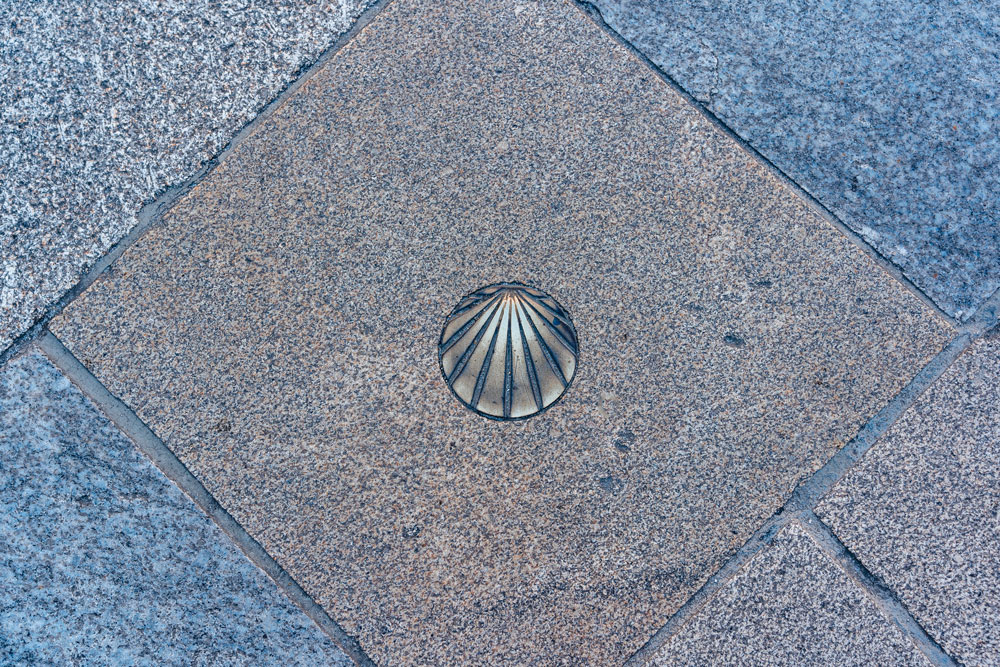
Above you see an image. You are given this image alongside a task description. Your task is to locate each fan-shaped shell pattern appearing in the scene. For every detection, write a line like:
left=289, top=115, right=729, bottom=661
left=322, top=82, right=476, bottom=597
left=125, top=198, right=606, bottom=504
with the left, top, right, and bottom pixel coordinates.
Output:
left=439, top=283, right=579, bottom=420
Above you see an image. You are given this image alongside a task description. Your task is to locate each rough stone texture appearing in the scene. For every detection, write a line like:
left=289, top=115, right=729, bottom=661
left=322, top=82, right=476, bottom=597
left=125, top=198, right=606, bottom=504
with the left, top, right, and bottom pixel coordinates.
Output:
left=653, top=521, right=926, bottom=666
left=0, top=349, right=351, bottom=665
left=52, top=0, right=952, bottom=663
left=817, top=334, right=1000, bottom=666
left=591, top=0, right=1000, bottom=320
left=0, top=0, right=376, bottom=353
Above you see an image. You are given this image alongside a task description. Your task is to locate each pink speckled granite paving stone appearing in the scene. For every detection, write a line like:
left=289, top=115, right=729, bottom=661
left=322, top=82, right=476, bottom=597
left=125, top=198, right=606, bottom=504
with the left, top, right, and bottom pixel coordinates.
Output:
left=52, top=0, right=953, bottom=663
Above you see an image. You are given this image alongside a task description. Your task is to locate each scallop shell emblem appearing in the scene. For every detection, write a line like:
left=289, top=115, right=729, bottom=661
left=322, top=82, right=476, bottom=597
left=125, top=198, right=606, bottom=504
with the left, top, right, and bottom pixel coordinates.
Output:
left=439, top=283, right=579, bottom=420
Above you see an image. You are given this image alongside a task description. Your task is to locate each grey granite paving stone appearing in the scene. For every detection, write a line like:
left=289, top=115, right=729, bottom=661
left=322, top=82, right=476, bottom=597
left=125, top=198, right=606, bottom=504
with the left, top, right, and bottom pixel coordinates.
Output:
left=590, top=0, right=1000, bottom=320
left=0, top=0, right=376, bottom=353
left=652, top=521, right=927, bottom=666
left=52, top=0, right=952, bottom=662
left=0, top=348, right=351, bottom=665
left=817, top=334, right=1000, bottom=666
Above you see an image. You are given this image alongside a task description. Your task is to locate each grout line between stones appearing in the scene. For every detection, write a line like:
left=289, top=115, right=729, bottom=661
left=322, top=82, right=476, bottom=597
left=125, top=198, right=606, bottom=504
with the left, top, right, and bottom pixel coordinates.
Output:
left=960, top=283, right=1000, bottom=337
left=622, top=509, right=796, bottom=666
left=569, top=0, right=959, bottom=329
left=798, top=511, right=958, bottom=666
left=780, top=333, right=972, bottom=511
left=624, top=305, right=1000, bottom=665
left=37, top=331, right=377, bottom=667
left=0, top=0, right=397, bottom=370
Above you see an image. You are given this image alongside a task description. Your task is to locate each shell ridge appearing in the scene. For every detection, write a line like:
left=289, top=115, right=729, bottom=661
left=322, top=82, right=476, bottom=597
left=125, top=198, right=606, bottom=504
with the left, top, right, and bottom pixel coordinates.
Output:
left=513, top=299, right=544, bottom=411
left=530, top=295, right=578, bottom=345
left=447, top=297, right=504, bottom=384
left=441, top=292, right=502, bottom=354
left=503, top=303, right=514, bottom=419
left=470, top=300, right=506, bottom=409
left=521, top=295, right=578, bottom=357
left=521, top=299, right=568, bottom=389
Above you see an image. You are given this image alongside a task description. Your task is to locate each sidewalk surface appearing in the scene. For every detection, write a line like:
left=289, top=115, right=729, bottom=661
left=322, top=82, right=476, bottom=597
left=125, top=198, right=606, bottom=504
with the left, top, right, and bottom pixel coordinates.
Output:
left=2, top=0, right=998, bottom=665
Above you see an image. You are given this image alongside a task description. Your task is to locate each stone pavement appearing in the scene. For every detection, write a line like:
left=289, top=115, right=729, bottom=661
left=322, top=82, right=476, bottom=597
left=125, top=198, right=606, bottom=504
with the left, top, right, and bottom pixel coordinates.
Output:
left=2, top=0, right=998, bottom=664
left=652, top=521, right=927, bottom=666
left=817, top=333, right=1000, bottom=666
left=46, top=0, right=952, bottom=661
left=0, top=349, right=352, bottom=665
left=1, top=0, right=378, bottom=352
left=589, top=0, right=1000, bottom=320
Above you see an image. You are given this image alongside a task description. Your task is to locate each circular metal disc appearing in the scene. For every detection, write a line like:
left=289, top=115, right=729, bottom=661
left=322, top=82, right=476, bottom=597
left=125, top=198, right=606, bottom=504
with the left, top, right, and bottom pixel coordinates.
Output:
left=439, top=282, right=579, bottom=420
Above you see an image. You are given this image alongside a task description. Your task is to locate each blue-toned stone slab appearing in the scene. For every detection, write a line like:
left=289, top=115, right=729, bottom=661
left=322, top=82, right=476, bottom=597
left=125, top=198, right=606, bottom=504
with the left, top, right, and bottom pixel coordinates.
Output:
left=591, top=0, right=1000, bottom=319
left=0, top=349, right=350, bottom=665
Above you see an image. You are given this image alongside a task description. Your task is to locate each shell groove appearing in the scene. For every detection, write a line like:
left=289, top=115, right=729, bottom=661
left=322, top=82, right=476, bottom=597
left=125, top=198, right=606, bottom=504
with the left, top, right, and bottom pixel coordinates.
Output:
left=439, top=283, right=578, bottom=420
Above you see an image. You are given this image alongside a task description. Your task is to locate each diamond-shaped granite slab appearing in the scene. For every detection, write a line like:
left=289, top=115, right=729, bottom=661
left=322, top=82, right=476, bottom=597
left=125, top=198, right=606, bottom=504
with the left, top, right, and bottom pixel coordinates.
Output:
left=52, top=0, right=952, bottom=663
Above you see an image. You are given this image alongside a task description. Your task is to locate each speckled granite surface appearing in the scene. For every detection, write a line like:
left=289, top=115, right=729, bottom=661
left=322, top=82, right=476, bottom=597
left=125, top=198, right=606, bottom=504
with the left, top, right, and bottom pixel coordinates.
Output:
left=817, top=334, right=1000, bottom=666
left=0, top=0, right=376, bottom=352
left=591, top=0, right=1000, bottom=320
left=653, top=521, right=926, bottom=666
left=52, top=0, right=952, bottom=662
left=0, top=349, right=351, bottom=665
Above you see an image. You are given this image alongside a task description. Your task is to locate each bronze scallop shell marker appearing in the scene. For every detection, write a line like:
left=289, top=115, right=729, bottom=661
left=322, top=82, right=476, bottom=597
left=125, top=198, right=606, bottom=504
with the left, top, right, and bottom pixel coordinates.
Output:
left=439, top=283, right=579, bottom=420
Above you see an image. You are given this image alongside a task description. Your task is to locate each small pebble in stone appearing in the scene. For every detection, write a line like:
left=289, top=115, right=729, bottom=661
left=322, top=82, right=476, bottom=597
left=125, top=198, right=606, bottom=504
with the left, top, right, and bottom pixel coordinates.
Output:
left=599, top=475, right=626, bottom=494
left=613, top=429, right=635, bottom=452
left=723, top=333, right=746, bottom=348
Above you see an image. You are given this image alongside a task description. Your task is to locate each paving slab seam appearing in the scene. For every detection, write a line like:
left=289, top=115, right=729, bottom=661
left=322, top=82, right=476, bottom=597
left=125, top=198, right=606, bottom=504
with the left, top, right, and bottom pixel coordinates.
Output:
left=622, top=507, right=797, bottom=665
left=570, top=0, right=958, bottom=328
left=36, top=331, right=377, bottom=667
left=958, top=285, right=1000, bottom=337
left=625, top=296, right=1000, bottom=665
left=780, top=333, right=973, bottom=513
left=797, top=511, right=957, bottom=666
left=0, top=0, right=397, bottom=371
left=816, top=306, right=1000, bottom=666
